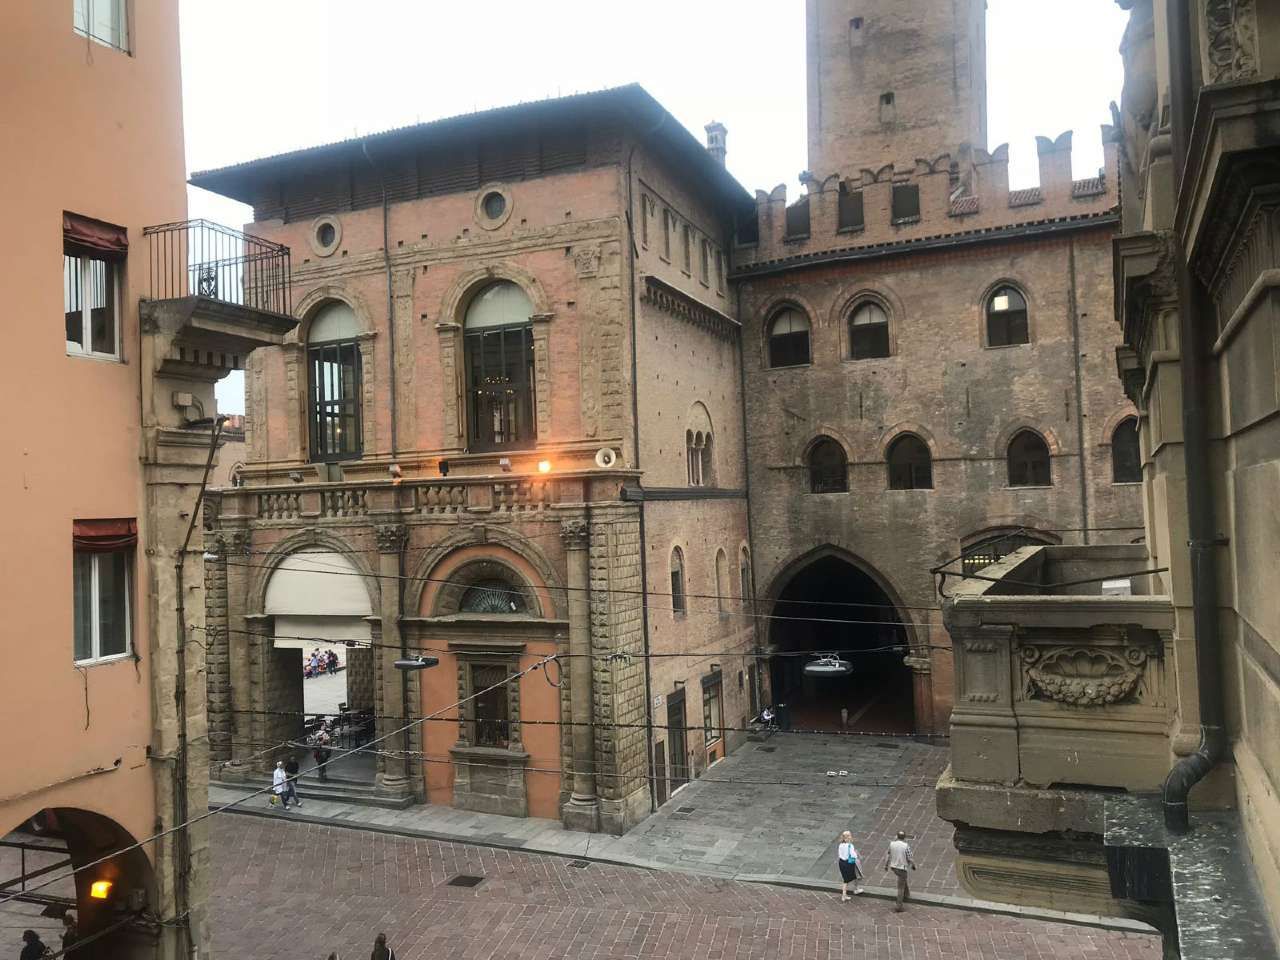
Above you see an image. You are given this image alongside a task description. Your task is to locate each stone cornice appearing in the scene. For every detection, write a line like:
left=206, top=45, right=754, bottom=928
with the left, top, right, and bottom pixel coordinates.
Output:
left=640, top=275, right=739, bottom=342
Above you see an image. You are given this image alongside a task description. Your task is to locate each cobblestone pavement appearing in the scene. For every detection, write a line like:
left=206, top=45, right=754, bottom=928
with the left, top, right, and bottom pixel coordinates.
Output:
left=209, top=816, right=1160, bottom=959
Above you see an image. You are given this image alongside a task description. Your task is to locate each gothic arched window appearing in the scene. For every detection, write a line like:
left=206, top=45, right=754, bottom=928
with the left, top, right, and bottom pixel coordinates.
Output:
left=849, top=300, right=891, bottom=359
left=808, top=437, right=848, bottom=493
left=1112, top=417, right=1141, bottom=483
left=1007, top=429, right=1051, bottom=486
left=767, top=307, right=811, bottom=368
left=986, top=286, right=1029, bottom=347
left=887, top=434, right=932, bottom=489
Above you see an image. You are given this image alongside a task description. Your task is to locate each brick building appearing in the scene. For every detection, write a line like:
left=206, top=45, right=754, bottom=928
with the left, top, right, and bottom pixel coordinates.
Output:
left=196, top=0, right=1141, bottom=831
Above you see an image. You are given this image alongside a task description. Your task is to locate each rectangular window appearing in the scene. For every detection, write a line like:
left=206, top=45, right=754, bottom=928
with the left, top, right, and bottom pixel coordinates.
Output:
left=662, top=209, right=673, bottom=260
left=73, top=0, right=130, bottom=53
left=309, top=341, right=363, bottom=461
left=639, top=195, right=649, bottom=248
left=891, top=184, right=920, bottom=223
left=838, top=185, right=865, bottom=231
left=64, top=249, right=120, bottom=359
left=714, top=249, right=724, bottom=292
left=471, top=663, right=510, bottom=748
left=682, top=225, right=692, bottom=273
left=72, top=524, right=134, bottom=663
left=465, top=325, right=535, bottom=452
left=699, top=239, right=710, bottom=285
left=702, top=672, right=724, bottom=746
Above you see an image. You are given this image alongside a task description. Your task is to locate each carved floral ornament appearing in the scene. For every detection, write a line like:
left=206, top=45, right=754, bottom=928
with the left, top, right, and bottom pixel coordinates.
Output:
left=1204, top=0, right=1259, bottom=84
left=1020, top=645, right=1149, bottom=706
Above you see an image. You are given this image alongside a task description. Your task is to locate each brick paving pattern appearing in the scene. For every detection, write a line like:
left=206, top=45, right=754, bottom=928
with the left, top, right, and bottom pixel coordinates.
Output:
left=209, top=816, right=1160, bottom=959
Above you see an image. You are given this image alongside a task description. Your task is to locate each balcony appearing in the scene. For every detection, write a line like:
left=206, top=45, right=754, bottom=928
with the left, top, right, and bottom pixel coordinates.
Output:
left=140, top=219, right=296, bottom=383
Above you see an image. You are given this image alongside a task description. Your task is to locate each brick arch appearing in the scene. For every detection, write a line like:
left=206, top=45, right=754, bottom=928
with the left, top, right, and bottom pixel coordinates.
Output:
left=1098, top=405, right=1141, bottom=446
left=437, top=262, right=552, bottom=327
left=994, top=421, right=1062, bottom=458
left=975, top=275, right=1036, bottom=346
left=829, top=283, right=905, bottom=329
left=757, top=294, right=820, bottom=367
left=247, top=527, right=381, bottom=616
left=792, top=426, right=856, bottom=466
left=877, top=421, right=941, bottom=460
left=289, top=283, right=377, bottom=345
left=406, top=527, right=564, bottom=620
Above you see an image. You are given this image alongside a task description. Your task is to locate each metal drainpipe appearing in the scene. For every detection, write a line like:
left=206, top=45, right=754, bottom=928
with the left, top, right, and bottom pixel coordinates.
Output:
left=734, top=274, right=763, bottom=707
left=1067, top=237, right=1091, bottom=544
left=1161, top=0, right=1225, bottom=834
left=362, top=141, right=398, bottom=458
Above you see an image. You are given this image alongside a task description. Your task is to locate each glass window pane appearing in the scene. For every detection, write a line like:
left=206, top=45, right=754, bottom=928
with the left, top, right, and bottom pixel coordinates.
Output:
left=73, top=552, right=94, bottom=660
left=88, top=258, right=117, bottom=355
left=96, top=552, right=130, bottom=657
left=65, top=254, right=84, bottom=348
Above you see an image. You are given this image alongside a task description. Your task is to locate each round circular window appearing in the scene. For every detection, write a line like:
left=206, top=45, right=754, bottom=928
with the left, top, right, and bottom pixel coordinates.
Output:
left=309, top=216, right=342, bottom=257
left=474, top=185, right=513, bottom=230
left=482, top=192, right=506, bottom=220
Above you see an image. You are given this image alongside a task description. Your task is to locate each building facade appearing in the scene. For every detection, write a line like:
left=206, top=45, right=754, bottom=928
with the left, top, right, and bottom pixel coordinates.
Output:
left=1, top=3, right=293, bottom=957
left=194, top=87, right=759, bottom=832
left=934, top=1, right=1280, bottom=955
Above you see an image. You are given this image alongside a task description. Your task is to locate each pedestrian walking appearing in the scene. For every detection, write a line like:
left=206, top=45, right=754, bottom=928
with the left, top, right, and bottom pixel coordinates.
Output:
left=370, top=932, right=396, bottom=960
left=271, top=761, right=290, bottom=809
left=283, top=754, right=302, bottom=807
left=19, top=930, right=47, bottom=960
left=60, top=913, right=78, bottom=953
left=312, top=725, right=332, bottom=782
left=882, top=830, right=915, bottom=912
left=835, top=830, right=863, bottom=900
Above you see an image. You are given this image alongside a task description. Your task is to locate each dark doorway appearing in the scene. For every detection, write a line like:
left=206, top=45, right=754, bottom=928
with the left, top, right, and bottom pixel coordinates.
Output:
left=654, top=741, right=668, bottom=806
left=666, top=691, right=689, bottom=793
left=768, top=554, right=914, bottom=734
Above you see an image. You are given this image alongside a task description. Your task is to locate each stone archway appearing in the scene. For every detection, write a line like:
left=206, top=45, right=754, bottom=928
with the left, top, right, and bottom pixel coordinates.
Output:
left=764, top=546, right=917, bottom=735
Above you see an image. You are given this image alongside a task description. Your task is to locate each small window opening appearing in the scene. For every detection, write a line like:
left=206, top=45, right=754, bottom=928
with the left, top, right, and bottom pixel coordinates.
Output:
left=891, top=184, right=920, bottom=223
left=837, top=184, right=864, bottom=232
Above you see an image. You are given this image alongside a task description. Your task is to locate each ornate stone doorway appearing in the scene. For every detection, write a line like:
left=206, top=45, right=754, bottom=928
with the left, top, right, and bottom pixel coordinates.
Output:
left=767, top=551, right=915, bottom=734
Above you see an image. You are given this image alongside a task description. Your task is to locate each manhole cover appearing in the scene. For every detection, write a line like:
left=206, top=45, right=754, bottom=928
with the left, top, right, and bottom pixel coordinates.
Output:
left=568, top=859, right=590, bottom=869
left=758, top=746, right=777, bottom=753
left=447, top=875, right=484, bottom=888
left=677, top=806, right=697, bottom=814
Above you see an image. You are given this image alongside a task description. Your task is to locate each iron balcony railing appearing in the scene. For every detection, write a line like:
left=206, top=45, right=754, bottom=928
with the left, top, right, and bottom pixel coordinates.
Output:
left=143, top=218, right=291, bottom=315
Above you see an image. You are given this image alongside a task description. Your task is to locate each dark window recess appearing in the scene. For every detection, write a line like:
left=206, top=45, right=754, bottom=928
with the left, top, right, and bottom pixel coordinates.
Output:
left=460, top=580, right=527, bottom=614
left=808, top=438, right=848, bottom=494
left=987, top=286, right=1029, bottom=346
left=670, top=549, right=687, bottom=615
left=736, top=213, right=760, bottom=246
left=962, top=533, right=1051, bottom=574
left=1111, top=418, right=1141, bottom=483
left=887, top=434, right=933, bottom=490
left=784, top=196, right=811, bottom=239
left=880, top=91, right=896, bottom=124
left=768, top=309, right=811, bottom=368
left=308, top=341, right=362, bottom=462
left=891, top=184, right=920, bottom=222
left=837, top=186, right=864, bottom=231
left=1007, top=430, right=1051, bottom=486
left=667, top=693, right=689, bottom=791
left=471, top=663, right=510, bottom=748
left=465, top=325, right=534, bottom=451
left=702, top=673, right=724, bottom=745
left=848, top=301, right=890, bottom=359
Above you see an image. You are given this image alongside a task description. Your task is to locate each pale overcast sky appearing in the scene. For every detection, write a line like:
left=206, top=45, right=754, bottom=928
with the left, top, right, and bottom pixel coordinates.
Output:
left=193, top=0, right=1128, bottom=414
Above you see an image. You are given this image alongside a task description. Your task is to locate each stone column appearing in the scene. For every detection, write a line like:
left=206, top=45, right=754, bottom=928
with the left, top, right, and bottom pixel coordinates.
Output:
left=221, top=530, right=255, bottom=780
left=373, top=523, right=412, bottom=799
left=243, top=615, right=273, bottom=774
left=560, top=517, right=600, bottom=831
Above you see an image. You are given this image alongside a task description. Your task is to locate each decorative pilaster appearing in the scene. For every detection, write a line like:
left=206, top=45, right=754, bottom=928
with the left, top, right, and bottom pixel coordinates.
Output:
left=531, top=312, right=554, bottom=442
left=435, top=322, right=464, bottom=448
left=373, top=524, right=411, bottom=798
left=560, top=517, right=600, bottom=832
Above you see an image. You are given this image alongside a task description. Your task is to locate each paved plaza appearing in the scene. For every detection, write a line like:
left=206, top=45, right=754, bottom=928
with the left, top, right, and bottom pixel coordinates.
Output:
left=207, top=815, right=1160, bottom=959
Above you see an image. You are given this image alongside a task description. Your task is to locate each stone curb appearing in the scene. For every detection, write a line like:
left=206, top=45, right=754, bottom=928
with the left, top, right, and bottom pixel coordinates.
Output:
left=212, top=798, right=1158, bottom=935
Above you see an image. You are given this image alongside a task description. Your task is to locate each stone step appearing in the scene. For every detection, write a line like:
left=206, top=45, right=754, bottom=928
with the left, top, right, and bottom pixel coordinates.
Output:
left=212, top=777, right=415, bottom=810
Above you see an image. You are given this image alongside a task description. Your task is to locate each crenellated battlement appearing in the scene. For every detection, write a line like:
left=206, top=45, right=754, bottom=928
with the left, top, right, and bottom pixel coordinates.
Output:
left=736, top=126, right=1121, bottom=269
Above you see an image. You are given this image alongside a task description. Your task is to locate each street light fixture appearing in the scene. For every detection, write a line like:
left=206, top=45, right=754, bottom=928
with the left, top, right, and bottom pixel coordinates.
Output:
left=394, top=655, right=440, bottom=671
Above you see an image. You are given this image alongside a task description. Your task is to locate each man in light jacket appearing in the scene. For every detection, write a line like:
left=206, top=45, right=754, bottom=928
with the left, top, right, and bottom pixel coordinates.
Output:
left=272, top=760, right=290, bottom=809
left=882, top=831, right=916, bottom=911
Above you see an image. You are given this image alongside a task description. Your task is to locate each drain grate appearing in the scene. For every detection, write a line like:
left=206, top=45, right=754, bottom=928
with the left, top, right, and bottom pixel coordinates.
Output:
left=677, top=806, right=697, bottom=814
left=447, top=874, right=485, bottom=888
left=568, top=859, right=590, bottom=869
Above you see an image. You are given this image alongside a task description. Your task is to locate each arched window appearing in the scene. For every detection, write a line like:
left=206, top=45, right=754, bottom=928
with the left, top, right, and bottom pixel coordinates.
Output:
left=986, top=286, right=1029, bottom=346
left=1007, top=429, right=1051, bottom=486
left=961, top=531, right=1054, bottom=574
left=308, top=301, right=363, bottom=462
left=670, top=547, right=687, bottom=616
left=887, top=434, right=932, bottom=489
left=686, top=430, right=713, bottom=486
left=459, top=579, right=529, bottom=614
left=715, top=549, right=729, bottom=617
left=739, top=547, right=752, bottom=604
left=1112, top=417, right=1141, bottom=483
left=767, top=307, right=811, bottom=368
left=808, top=437, right=848, bottom=493
left=849, top=300, right=890, bottom=359
left=465, top=280, right=535, bottom=451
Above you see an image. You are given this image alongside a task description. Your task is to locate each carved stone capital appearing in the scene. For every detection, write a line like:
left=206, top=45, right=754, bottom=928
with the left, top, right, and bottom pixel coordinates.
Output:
left=374, top=523, right=409, bottom=555
left=559, top=518, right=590, bottom=550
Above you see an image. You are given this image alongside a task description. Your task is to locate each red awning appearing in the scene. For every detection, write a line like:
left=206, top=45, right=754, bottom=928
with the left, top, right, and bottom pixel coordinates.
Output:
left=73, top=518, right=138, bottom=552
left=63, top=211, right=129, bottom=256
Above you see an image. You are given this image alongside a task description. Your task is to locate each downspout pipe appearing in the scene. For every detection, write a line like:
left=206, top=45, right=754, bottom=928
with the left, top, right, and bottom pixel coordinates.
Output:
left=362, top=140, right=398, bottom=458
left=1161, top=0, right=1226, bottom=835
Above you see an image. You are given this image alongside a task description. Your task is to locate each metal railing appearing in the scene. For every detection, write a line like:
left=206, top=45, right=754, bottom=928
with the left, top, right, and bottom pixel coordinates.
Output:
left=143, top=218, right=291, bottom=315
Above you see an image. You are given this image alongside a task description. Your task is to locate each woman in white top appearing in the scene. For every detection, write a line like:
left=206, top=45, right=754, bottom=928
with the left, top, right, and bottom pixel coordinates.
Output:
left=836, top=830, right=863, bottom=900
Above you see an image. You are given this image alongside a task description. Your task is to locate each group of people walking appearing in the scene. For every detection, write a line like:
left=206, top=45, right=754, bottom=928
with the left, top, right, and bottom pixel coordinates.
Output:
left=305, top=648, right=340, bottom=679
left=835, top=830, right=916, bottom=912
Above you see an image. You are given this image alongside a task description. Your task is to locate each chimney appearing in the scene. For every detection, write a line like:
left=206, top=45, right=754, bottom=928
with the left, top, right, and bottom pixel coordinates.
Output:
left=705, top=122, right=727, bottom=166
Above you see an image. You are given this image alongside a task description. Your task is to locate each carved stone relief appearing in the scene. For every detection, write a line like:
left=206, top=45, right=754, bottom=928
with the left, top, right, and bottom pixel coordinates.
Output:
left=1203, top=0, right=1258, bottom=84
left=1020, top=645, right=1149, bottom=706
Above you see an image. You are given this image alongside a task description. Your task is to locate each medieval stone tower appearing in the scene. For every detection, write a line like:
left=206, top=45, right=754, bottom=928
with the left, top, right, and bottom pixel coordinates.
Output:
left=806, top=0, right=988, bottom=175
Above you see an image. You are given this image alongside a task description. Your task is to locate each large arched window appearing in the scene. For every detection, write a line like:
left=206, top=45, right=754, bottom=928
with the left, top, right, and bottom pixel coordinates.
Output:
left=670, top=547, right=687, bottom=616
left=686, top=430, right=713, bottom=486
left=767, top=307, right=811, bottom=368
left=808, top=437, right=848, bottom=493
left=887, top=433, right=932, bottom=489
left=1007, top=429, right=1051, bottom=486
left=986, top=286, right=1029, bottom=347
left=308, top=301, right=363, bottom=462
left=1112, top=417, right=1141, bottom=483
left=465, top=280, right=535, bottom=451
left=459, top=579, right=529, bottom=614
left=848, top=300, right=891, bottom=359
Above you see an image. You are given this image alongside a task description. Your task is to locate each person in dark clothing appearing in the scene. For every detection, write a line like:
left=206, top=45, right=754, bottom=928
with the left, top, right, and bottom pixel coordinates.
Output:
left=20, top=930, right=47, bottom=960
left=283, top=754, right=302, bottom=807
left=370, top=932, right=396, bottom=960
left=60, top=913, right=78, bottom=953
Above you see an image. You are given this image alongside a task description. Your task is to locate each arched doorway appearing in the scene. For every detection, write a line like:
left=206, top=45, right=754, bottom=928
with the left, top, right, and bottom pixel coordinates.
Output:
left=0, top=808, right=158, bottom=958
left=768, top=551, right=915, bottom=734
